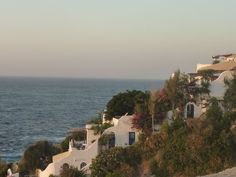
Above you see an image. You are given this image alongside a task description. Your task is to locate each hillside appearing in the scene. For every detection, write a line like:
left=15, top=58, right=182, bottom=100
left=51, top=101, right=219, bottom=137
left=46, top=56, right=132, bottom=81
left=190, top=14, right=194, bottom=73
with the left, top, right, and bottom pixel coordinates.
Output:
left=90, top=106, right=236, bottom=177
left=90, top=71, right=236, bottom=177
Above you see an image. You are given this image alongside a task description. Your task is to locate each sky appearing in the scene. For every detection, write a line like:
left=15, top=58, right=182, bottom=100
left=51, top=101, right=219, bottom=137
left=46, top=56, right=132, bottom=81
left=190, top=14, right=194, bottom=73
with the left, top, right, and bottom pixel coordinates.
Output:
left=0, top=0, right=236, bottom=80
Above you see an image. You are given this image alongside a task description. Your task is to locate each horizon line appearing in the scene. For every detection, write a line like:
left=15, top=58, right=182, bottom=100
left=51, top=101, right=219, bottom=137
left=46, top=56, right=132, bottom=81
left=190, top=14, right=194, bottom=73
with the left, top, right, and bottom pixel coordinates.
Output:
left=0, top=75, right=166, bottom=81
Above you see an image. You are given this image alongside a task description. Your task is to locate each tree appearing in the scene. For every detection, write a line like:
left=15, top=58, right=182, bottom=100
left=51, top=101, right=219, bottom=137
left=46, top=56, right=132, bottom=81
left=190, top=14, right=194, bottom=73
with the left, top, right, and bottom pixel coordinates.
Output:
left=164, top=70, right=189, bottom=114
left=132, top=113, right=152, bottom=134
left=132, top=89, right=170, bottom=134
left=197, top=69, right=214, bottom=95
left=90, top=147, right=141, bottom=177
left=19, top=140, right=61, bottom=174
left=105, top=165, right=135, bottom=177
left=149, top=90, right=158, bottom=133
left=106, top=90, right=148, bottom=120
left=224, top=74, right=236, bottom=110
left=0, top=159, right=7, bottom=177
left=206, top=97, right=223, bottom=122
left=61, top=131, right=86, bottom=152
left=91, top=123, right=112, bottom=135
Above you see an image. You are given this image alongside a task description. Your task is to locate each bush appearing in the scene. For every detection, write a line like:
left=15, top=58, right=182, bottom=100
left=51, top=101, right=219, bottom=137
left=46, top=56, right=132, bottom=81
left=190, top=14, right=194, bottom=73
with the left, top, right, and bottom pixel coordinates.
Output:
left=106, top=90, right=148, bottom=119
left=91, top=123, right=112, bottom=135
left=149, top=158, right=169, bottom=177
left=61, top=131, right=86, bottom=152
left=105, top=164, right=135, bottom=177
left=19, top=140, right=61, bottom=174
left=90, top=146, right=141, bottom=177
left=91, top=102, right=236, bottom=177
left=0, top=160, right=7, bottom=177
left=224, top=74, right=236, bottom=110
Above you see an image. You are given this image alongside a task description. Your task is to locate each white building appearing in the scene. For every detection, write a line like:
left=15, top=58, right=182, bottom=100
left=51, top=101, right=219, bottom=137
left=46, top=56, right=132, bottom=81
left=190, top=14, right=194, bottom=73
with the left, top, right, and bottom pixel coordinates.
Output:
left=186, top=55, right=236, bottom=118
left=196, top=61, right=236, bottom=99
left=209, top=71, right=234, bottom=100
left=37, top=115, right=140, bottom=177
left=212, top=54, right=236, bottom=62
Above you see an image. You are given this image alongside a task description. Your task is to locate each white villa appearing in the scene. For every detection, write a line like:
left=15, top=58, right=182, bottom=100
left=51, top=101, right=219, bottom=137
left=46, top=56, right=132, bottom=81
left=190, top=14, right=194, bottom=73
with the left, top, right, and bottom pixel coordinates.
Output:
left=197, top=55, right=236, bottom=100
left=184, top=54, right=236, bottom=119
left=37, top=115, right=140, bottom=177
left=212, top=53, right=236, bottom=63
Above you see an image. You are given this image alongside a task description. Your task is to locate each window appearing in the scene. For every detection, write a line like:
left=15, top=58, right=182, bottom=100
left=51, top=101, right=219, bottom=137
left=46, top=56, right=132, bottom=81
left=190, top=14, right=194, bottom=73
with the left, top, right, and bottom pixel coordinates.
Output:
left=80, top=162, right=87, bottom=169
left=108, top=132, right=115, bottom=149
left=187, top=103, right=194, bottom=118
left=62, top=163, right=69, bottom=170
left=129, top=132, right=135, bottom=145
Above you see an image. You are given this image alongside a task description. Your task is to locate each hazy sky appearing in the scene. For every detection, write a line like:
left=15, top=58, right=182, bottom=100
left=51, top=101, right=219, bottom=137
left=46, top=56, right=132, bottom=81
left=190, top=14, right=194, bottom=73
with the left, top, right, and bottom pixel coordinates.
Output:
left=0, top=0, right=236, bottom=79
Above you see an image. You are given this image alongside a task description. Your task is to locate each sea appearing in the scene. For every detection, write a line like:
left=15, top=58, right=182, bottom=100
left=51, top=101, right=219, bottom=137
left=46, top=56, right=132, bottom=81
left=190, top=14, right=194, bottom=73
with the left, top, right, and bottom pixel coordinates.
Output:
left=0, top=77, right=164, bottom=163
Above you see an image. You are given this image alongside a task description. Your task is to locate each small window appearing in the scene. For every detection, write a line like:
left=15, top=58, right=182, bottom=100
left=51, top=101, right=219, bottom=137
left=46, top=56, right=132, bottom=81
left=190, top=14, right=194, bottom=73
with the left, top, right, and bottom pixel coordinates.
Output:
left=187, top=103, right=194, bottom=118
left=80, top=162, right=87, bottom=169
left=62, top=163, right=69, bottom=170
left=108, top=132, right=115, bottom=149
left=129, top=132, right=135, bottom=145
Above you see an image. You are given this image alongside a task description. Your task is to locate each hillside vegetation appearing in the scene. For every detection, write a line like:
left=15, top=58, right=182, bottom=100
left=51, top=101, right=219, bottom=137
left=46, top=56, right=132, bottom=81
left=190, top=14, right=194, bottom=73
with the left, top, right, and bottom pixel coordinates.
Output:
left=91, top=101, right=236, bottom=177
left=90, top=73, right=236, bottom=177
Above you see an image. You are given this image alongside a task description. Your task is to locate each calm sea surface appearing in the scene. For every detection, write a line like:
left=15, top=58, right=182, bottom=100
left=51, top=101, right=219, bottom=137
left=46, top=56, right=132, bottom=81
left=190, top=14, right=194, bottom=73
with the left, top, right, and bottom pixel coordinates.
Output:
left=0, top=77, right=164, bottom=162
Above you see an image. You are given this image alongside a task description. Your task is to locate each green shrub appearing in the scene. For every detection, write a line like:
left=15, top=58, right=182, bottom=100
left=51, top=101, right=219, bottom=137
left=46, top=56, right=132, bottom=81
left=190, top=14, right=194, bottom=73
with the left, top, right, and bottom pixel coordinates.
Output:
left=0, top=160, right=7, bottom=177
left=106, top=90, right=148, bottom=119
left=91, top=123, right=112, bottom=135
left=149, top=158, right=169, bottom=177
left=19, top=140, right=61, bottom=174
left=61, top=131, right=86, bottom=152
left=105, top=164, right=135, bottom=177
left=90, top=146, right=141, bottom=177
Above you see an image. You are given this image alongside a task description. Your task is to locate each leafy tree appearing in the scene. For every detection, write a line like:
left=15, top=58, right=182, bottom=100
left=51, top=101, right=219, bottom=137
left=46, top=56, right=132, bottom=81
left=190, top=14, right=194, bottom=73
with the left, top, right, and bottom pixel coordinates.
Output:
left=91, top=123, right=112, bottom=136
left=132, top=89, right=170, bottom=134
left=106, top=90, right=148, bottom=120
left=105, top=165, right=135, bottom=177
left=224, top=74, right=236, bottom=110
left=98, top=133, right=115, bottom=146
left=206, top=97, right=223, bottom=122
left=61, top=131, right=86, bottom=152
left=164, top=70, right=189, bottom=114
left=132, top=113, right=152, bottom=134
left=0, top=159, right=7, bottom=177
left=197, top=69, right=214, bottom=95
left=149, top=158, right=169, bottom=177
left=149, top=90, right=159, bottom=133
left=19, top=140, right=61, bottom=174
left=198, top=69, right=214, bottom=82
left=90, top=147, right=141, bottom=177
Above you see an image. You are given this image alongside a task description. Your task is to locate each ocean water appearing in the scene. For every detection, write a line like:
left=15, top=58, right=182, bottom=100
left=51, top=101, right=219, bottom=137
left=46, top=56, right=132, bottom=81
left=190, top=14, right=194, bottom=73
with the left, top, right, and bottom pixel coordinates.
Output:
left=0, top=77, right=164, bottom=162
